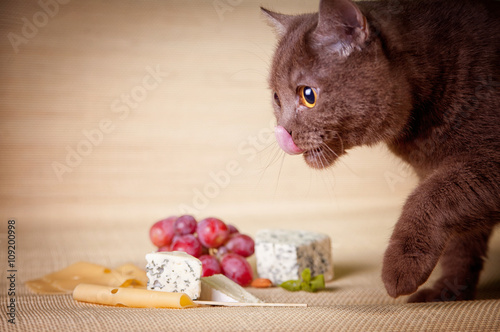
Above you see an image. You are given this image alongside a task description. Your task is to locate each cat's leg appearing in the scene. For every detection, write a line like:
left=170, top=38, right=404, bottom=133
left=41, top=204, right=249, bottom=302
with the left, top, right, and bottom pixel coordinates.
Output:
left=381, top=158, right=499, bottom=299
left=408, top=226, right=492, bottom=302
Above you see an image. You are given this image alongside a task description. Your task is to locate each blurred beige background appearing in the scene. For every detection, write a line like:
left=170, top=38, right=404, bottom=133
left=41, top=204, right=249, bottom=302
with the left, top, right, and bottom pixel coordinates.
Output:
left=0, top=0, right=418, bottom=228
left=0, top=0, right=498, bottom=299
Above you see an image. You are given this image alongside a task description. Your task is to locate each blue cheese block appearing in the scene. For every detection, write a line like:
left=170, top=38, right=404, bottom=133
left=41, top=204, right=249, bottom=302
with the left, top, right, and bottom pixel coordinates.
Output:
left=255, top=229, right=334, bottom=285
left=145, top=251, right=202, bottom=300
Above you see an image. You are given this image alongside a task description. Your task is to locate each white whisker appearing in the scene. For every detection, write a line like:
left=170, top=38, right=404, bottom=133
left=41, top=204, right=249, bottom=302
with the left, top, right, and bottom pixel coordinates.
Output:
left=322, top=150, right=338, bottom=199
left=336, top=132, right=345, bottom=155
left=259, top=144, right=283, bottom=170
left=320, top=140, right=359, bottom=177
left=253, top=143, right=283, bottom=188
left=274, top=151, right=286, bottom=196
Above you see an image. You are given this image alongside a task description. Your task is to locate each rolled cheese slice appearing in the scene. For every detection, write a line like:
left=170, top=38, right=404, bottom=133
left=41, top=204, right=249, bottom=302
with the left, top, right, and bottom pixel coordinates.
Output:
left=73, top=284, right=195, bottom=309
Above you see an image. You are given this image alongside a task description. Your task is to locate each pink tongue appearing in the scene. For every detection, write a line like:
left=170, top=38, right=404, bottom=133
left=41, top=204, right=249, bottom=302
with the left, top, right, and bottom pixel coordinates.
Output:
left=274, top=126, right=304, bottom=155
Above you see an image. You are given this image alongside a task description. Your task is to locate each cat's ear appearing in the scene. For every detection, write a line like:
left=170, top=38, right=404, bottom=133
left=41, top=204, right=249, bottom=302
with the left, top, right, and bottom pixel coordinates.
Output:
left=261, top=7, right=294, bottom=38
left=313, top=0, right=369, bottom=56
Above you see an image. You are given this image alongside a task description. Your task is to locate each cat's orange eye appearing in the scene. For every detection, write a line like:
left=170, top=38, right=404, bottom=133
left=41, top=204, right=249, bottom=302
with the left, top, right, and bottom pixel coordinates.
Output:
left=298, top=86, right=317, bottom=108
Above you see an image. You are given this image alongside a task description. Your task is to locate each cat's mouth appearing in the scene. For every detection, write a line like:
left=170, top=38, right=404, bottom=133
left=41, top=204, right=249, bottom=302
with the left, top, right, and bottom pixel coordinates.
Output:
left=274, top=126, right=304, bottom=155
left=275, top=126, right=340, bottom=169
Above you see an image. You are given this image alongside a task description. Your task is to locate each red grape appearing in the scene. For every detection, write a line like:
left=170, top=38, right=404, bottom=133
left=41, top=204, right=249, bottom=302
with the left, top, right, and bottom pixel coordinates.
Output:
left=196, top=217, right=230, bottom=248
left=171, top=234, right=202, bottom=258
left=227, top=224, right=239, bottom=234
left=157, top=245, right=171, bottom=252
left=174, top=215, right=197, bottom=235
left=150, top=216, right=256, bottom=283
left=225, top=234, right=255, bottom=257
left=199, top=254, right=221, bottom=277
left=220, top=253, right=253, bottom=286
left=171, top=234, right=181, bottom=245
left=214, top=246, right=229, bottom=260
left=149, top=216, right=177, bottom=247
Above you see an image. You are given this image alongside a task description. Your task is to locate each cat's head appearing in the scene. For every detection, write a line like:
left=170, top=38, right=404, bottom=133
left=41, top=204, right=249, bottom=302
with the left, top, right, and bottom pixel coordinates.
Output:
left=263, top=0, right=411, bottom=169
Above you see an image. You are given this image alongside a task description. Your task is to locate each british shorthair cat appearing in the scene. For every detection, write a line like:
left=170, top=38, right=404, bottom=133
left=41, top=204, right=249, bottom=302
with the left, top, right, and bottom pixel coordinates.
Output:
left=262, top=0, right=499, bottom=302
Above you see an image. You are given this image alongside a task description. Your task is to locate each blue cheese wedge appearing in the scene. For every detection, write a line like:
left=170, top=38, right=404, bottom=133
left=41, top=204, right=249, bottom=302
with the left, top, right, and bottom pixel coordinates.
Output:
left=145, top=251, right=202, bottom=300
left=255, top=229, right=334, bottom=285
left=200, top=274, right=262, bottom=303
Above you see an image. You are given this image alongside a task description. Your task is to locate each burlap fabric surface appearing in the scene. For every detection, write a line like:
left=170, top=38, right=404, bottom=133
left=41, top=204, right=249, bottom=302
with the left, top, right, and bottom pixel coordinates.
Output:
left=1, top=0, right=499, bottom=331
left=1, top=223, right=499, bottom=332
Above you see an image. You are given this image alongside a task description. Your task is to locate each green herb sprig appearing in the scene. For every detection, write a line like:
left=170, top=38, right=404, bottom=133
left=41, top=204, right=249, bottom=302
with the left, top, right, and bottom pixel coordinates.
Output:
left=279, top=268, right=325, bottom=292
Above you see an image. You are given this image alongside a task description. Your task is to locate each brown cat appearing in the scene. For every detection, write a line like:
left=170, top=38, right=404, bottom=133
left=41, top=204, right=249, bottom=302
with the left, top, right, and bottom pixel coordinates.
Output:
left=262, top=0, right=499, bottom=302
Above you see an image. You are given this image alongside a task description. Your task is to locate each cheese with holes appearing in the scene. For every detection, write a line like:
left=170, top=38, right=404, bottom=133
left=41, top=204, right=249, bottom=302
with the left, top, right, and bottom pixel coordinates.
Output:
left=73, top=283, right=195, bottom=308
left=255, top=229, right=334, bottom=285
left=146, top=251, right=202, bottom=300
left=200, top=274, right=262, bottom=303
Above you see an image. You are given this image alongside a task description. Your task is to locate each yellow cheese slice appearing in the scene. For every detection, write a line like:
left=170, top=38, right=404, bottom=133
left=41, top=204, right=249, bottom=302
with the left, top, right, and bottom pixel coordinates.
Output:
left=73, top=284, right=195, bottom=309
left=45, top=262, right=126, bottom=292
left=25, top=279, right=67, bottom=294
left=114, top=263, right=148, bottom=287
left=25, top=262, right=147, bottom=294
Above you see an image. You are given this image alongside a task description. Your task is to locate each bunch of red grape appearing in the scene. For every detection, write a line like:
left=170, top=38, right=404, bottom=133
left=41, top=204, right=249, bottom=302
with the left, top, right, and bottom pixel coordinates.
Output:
left=149, top=215, right=255, bottom=286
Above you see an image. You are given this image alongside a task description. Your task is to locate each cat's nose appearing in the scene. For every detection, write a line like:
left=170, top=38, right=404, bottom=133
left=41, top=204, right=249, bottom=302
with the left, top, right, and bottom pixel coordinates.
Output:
left=275, top=126, right=304, bottom=155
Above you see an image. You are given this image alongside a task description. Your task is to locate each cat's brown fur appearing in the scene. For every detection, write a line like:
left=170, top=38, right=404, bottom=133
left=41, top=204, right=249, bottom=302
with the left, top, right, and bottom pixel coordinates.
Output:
left=263, top=0, right=499, bottom=302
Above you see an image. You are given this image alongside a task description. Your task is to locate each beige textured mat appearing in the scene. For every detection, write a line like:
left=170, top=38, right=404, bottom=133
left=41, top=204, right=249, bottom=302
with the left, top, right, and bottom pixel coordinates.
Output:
left=3, top=295, right=500, bottom=332
left=2, top=222, right=499, bottom=331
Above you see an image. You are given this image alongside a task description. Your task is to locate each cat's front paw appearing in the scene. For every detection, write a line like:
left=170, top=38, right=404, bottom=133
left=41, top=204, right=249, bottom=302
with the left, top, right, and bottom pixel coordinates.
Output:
left=407, top=278, right=475, bottom=303
left=382, top=240, right=439, bottom=298
left=407, top=288, right=439, bottom=303
left=407, top=287, right=473, bottom=303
